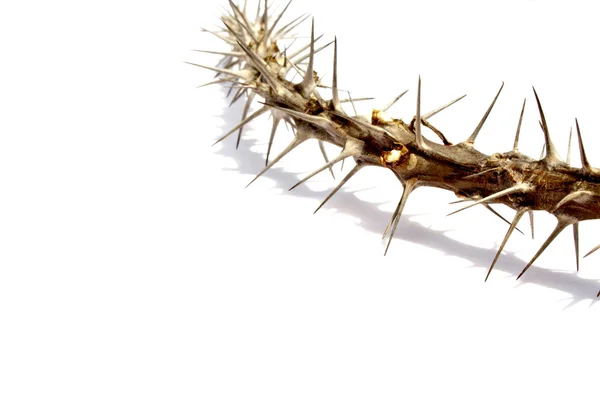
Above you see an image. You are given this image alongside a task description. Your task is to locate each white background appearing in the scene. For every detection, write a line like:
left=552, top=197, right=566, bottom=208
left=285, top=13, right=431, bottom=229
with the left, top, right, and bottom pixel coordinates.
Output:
left=2, top=0, right=600, bottom=399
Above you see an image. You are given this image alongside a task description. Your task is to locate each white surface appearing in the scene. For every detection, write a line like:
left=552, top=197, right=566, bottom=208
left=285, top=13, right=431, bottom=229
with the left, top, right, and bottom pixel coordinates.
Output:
left=1, top=0, right=600, bottom=399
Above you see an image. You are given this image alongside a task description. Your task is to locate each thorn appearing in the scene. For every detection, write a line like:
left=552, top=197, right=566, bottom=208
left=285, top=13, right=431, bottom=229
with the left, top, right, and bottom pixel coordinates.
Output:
left=275, top=13, right=310, bottom=38
left=318, top=140, right=335, bottom=179
left=264, top=0, right=292, bottom=41
left=573, top=223, right=580, bottom=272
left=517, top=217, right=571, bottom=280
left=384, top=180, right=419, bottom=256
left=246, top=136, right=306, bottom=188
left=340, top=97, right=375, bottom=104
left=414, top=76, right=428, bottom=150
left=448, top=183, right=531, bottom=216
left=533, top=87, right=562, bottom=164
left=465, top=82, right=504, bottom=145
left=286, top=34, right=323, bottom=60
left=331, top=37, right=341, bottom=111
left=212, top=106, right=267, bottom=146
left=422, top=94, right=467, bottom=120
left=528, top=211, right=535, bottom=240
left=314, top=163, right=363, bottom=214
left=265, top=114, right=282, bottom=165
left=192, top=49, right=245, bottom=57
left=485, top=209, right=528, bottom=282
left=236, top=92, right=255, bottom=148
left=291, top=138, right=364, bottom=190
left=513, top=98, right=526, bottom=151
left=184, top=61, right=252, bottom=80
left=484, top=204, right=525, bottom=236
left=575, top=119, right=592, bottom=172
left=381, top=90, right=409, bottom=113
left=297, top=18, right=316, bottom=96
left=584, top=244, right=600, bottom=258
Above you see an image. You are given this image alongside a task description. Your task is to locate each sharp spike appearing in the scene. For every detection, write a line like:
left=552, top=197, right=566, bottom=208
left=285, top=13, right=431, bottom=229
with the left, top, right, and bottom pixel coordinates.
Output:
left=286, top=34, right=323, bottom=60
left=227, top=0, right=259, bottom=43
left=532, top=87, right=562, bottom=164
left=236, top=91, right=255, bottom=148
left=465, top=82, right=504, bottom=145
left=318, top=140, right=335, bottom=179
left=573, top=223, right=580, bottom=272
left=275, top=13, right=310, bottom=38
left=291, top=40, right=333, bottom=66
left=528, top=211, right=535, bottom=239
left=212, top=106, right=267, bottom=146
left=448, top=183, right=531, bottom=216
left=381, top=89, right=409, bottom=113
left=348, top=92, right=358, bottom=116
left=246, top=136, right=306, bottom=188
left=340, top=97, right=375, bottom=103
left=584, top=244, right=600, bottom=258
left=291, top=139, right=364, bottom=190
left=513, top=98, right=526, bottom=151
left=331, top=37, right=341, bottom=111
left=264, top=0, right=292, bottom=41
left=484, top=204, right=525, bottom=236
left=575, top=119, right=592, bottom=172
left=185, top=61, right=252, bottom=80
left=229, top=87, right=247, bottom=107
left=200, top=28, right=237, bottom=45
left=290, top=151, right=347, bottom=191
left=422, top=94, right=467, bottom=120
left=485, top=209, right=528, bottom=282
left=297, top=18, right=316, bottom=96
left=516, top=218, right=571, bottom=280
left=314, top=163, right=363, bottom=214
left=261, top=0, right=268, bottom=29
left=414, top=76, right=428, bottom=150
left=192, top=49, right=245, bottom=57
left=384, top=180, right=419, bottom=256
left=265, top=115, right=282, bottom=165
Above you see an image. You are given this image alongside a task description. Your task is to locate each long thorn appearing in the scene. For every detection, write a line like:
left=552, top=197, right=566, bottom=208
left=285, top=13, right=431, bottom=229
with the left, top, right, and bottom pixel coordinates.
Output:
left=485, top=209, right=527, bottom=282
left=513, top=98, right=527, bottom=151
left=384, top=180, right=418, bottom=256
left=465, top=82, right=504, bottom=145
left=314, top=164, right=363, bottom=214
left=516, top=218, right=571, bottom=280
